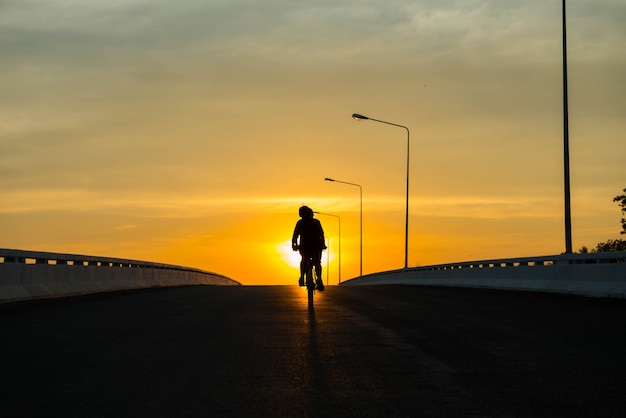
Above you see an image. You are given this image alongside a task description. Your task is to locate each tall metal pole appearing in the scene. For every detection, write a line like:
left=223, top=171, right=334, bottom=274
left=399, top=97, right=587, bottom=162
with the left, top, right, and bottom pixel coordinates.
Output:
left=352, top=114, right=409, bottom=269
left=324, top=179, right=361, bottom=277
left=314, top=211, right=341, bottom=284
left=563, top=0, right=573, bottom=253
left=404, top=126, right=409, bottom=268
left=325, top=238, right=330, bottom=285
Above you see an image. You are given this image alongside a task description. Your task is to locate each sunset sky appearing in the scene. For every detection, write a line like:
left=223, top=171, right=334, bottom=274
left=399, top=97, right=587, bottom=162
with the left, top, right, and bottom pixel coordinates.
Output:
left=2, top=0, right=625, bottom=285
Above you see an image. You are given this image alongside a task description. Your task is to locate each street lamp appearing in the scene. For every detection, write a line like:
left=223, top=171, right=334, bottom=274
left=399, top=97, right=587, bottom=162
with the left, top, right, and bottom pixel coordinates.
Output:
left=352, top=113, right=410, bottom=269
left=314, top=211, right=341, bottom=284
left=324, top=178, right=362, bottom=277
left=562, top=0, right=572, bottom=254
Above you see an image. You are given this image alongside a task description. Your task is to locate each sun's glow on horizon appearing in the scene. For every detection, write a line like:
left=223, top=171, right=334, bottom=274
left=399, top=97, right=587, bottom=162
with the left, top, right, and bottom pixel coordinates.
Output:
left=274, top=238, right=338, bottom=285
left=277, top=239, right=301, bottom=269
left=276, top=239, right=335, bottom=269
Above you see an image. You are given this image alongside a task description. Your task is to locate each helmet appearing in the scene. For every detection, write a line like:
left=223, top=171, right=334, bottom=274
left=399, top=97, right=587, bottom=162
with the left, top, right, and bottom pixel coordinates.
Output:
left=299, top=205, right=314, bottom=218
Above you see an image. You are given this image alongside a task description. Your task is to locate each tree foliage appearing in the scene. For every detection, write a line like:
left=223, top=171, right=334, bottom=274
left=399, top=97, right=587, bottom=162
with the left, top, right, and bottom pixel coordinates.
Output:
left=586, top=188, right=626, bottom=253
left=614, top=187, right=626, bottom=235
left=593, top=239, right=626, bottom=253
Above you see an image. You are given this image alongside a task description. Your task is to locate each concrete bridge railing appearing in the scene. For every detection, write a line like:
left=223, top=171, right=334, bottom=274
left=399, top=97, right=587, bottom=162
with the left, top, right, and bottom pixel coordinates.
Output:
left=341, top=252, right=626, bottom=298
left=0, top=248, right=240, bottom=303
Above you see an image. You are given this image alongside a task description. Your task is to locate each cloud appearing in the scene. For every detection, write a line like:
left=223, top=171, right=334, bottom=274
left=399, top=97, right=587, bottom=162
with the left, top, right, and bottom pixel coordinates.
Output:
left=113, top=224, right=137, bottom=230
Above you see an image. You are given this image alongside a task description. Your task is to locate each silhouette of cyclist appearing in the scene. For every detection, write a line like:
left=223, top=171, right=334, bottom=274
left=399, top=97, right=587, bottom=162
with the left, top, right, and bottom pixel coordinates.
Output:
left=292, top=205, right=326, bottom=291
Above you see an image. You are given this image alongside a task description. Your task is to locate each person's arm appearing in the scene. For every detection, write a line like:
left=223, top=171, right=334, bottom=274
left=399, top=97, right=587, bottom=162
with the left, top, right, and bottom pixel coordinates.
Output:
left=292, top=221, right=301, bottom=250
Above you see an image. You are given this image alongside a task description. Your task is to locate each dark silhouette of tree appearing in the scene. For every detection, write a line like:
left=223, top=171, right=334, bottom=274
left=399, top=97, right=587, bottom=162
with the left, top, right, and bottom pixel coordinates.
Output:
left=585, top=188, right=626, bottom=253
left=614, top=188, right=626, bottom=235
left=593, top=239, right=626, bottom=252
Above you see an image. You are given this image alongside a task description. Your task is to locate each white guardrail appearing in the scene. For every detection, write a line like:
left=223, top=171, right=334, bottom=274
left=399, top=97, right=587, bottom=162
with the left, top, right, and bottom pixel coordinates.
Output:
left=0, top=248, right=240, bottom=303
left=341, top=252, right=626, bottom=298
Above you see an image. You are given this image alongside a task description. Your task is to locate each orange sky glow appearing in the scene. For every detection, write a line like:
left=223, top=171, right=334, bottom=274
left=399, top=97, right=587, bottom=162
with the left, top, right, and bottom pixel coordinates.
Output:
left=1, top=1, right=625, bottom=284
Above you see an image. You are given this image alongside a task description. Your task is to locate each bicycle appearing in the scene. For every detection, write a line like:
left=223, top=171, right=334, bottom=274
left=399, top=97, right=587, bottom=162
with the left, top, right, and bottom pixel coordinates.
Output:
left=294, top=246, right=324, bottom=309
left=303, top=255, right=318, bottom=308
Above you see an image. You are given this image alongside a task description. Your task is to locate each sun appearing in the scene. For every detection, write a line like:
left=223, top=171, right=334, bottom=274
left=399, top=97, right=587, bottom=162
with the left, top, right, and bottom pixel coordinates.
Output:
left=276, top=239, right=333, bottom=270
left=277, top=239, right=302, bottom=269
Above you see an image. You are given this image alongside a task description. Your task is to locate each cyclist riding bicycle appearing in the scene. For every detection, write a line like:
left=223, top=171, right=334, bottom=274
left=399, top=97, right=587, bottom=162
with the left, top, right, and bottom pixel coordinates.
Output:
left=292, top=205, right=326, bottom=291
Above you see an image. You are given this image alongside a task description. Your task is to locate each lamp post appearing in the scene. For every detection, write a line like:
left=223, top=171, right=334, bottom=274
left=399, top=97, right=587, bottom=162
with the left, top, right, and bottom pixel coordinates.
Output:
left=314, top=211, right=341, bottom=284
left=352, top=113, right=410, bottom=269
left=324, top=178, right=362, bottom=277
left=562, top=0, right=573, bottom=254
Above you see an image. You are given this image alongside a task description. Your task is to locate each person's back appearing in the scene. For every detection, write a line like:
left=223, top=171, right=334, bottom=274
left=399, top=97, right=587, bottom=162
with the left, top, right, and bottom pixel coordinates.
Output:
left=294, top=217, right=324, bottom=252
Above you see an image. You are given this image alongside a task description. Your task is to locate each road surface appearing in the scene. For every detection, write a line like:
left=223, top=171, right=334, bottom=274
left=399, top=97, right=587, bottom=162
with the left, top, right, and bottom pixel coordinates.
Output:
left=2, top=285, right=625, bottom=417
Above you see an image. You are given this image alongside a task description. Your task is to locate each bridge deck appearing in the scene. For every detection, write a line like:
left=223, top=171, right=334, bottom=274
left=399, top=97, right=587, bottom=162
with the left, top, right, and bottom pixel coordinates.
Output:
left=2, top=285, right=625, bottom=417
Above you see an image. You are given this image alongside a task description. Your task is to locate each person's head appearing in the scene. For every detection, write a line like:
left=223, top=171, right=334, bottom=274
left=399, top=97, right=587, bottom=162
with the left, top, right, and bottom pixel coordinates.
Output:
left=299, top=205, right=314, bottom=218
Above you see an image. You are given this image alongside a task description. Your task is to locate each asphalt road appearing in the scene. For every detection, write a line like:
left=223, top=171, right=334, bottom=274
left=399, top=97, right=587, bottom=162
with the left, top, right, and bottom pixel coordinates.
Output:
left=2, top=285, right=625, bottom=417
